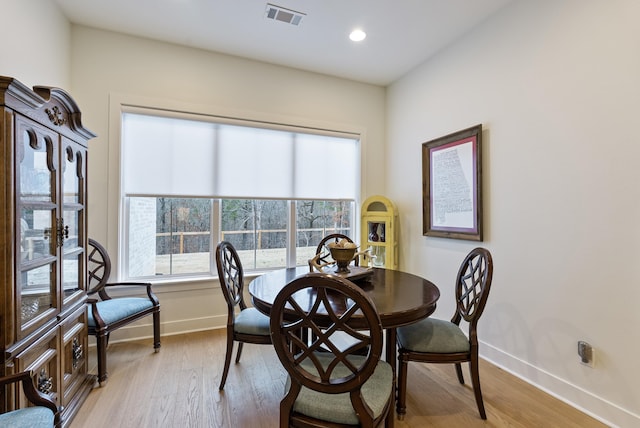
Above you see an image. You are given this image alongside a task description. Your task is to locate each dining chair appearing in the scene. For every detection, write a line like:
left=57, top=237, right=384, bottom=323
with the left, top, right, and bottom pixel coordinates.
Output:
left=216, top=241, right=272, bottom=390
left=87, top=238, right=161, bottom=386
left=0, top=370, right=59, bottom=427
left=270, top=272, right=394, bottom=427
left=396, top=247, right=494, bottom=420
left=308, top=233, right=360, bottom=271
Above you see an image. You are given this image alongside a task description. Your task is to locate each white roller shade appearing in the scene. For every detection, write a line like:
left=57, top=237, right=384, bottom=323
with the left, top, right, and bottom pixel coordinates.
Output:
left=294, top=133, right=358, bottom=199
left=215, top=125, right=294, bottom=198
left=122, top=113, right=217, bottom=196
left=122, top=112, right=359, bottom=200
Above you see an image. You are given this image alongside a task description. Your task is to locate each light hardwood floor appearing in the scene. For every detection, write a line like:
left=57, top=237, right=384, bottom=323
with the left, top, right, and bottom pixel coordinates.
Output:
left=71, top=329, right=608, bottom=428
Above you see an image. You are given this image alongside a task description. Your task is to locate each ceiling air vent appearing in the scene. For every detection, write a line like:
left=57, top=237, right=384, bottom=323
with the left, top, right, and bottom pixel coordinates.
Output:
left=265, top=3, right=305, bottom=26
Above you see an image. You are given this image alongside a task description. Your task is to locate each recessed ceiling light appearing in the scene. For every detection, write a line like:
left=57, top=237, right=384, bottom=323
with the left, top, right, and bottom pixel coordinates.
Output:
left=349, top=29, right=366, bottom=42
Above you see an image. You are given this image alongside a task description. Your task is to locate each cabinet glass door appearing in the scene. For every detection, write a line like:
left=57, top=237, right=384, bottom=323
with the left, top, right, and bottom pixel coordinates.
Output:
left=17, top=120, right=59, bottom=335
left=365, top=220, right=387, bottom=267
left=61, top=140, right=87, bottom=304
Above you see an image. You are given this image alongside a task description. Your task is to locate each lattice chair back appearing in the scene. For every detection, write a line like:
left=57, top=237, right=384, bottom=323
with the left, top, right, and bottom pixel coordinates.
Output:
left=216, top=240, right=246, bottom=311
left=453, top=247, right=494, bottom=328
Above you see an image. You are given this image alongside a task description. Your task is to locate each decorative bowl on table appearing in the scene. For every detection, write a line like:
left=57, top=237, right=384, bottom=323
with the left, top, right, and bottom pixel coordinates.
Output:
left=329, top=246, right=358, bottom=273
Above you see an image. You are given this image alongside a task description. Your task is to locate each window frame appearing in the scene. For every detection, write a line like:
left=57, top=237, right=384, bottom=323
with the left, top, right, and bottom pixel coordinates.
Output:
left=122, top=197, right=357, bottom=281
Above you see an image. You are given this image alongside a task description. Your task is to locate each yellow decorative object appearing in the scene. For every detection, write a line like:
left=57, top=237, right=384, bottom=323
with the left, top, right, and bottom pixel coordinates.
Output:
left=361, top=195, right=398, bottom=269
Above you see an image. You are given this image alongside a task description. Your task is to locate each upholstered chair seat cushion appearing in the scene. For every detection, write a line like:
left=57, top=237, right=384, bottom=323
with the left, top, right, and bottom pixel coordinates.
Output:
left=234, top=307, right=271, bottom=335
left=285, top=352, right=393, bottom=425
left=87, top=297, right=154, bottom=327
left=0, top=407, right=55, bottom=428
left=397, top=318, right=471, bottom=353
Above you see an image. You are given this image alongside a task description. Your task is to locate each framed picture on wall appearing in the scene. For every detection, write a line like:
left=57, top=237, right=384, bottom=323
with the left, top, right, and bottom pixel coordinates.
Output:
left=422, top=124, right=483, bottom=241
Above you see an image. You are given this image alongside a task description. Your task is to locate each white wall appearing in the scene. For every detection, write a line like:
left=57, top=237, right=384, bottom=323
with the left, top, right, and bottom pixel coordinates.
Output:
left=387, top=1, right=639, bottom=426
left=67, top=26, right=387, bottom=342
left=0, top=0, right=70, bottom=88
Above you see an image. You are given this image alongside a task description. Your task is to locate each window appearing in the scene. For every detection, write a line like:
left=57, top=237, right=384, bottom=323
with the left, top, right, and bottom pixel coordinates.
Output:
left=121, top=110, right=359, bottom=280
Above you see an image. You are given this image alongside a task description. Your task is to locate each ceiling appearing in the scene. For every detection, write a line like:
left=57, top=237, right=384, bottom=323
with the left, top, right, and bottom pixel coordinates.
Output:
left=54, top=0, right=513, bottom=86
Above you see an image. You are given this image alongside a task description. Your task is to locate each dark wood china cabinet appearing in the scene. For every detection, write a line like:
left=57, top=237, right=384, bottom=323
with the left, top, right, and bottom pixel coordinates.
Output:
left=0, top=76, right=96, bottom=426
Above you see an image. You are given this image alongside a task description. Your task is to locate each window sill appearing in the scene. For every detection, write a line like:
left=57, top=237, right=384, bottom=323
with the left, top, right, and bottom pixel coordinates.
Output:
left=109, top=269, right=274, bottom=296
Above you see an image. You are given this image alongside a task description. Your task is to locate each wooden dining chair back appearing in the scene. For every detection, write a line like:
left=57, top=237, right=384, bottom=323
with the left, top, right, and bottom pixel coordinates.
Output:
left=396, top=247, right=493, bottom=420
left=270, top=273, right=394, bottom=427
left=215, top=241, right=272, bottom=390
left=0, top=370, right=59, bottom=427
left=87, top=238, right=161, bottom=386
left=308, top=233, right=360, bottom=272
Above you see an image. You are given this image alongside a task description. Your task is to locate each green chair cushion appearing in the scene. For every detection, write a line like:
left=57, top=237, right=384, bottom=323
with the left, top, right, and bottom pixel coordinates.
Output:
left=88, top=297, right=154, bottom=327
left=285, top=353, right=393, bottom=425
left=234, top=307, right=271, bottom=335
left=397, top=317, right=471, bottom=353
left=0, top=406, right=55, bottom=427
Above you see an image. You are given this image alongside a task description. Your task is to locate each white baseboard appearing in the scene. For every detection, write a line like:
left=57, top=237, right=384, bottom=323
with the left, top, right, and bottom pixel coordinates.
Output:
left=90, top=315, right=227, bottom=344
left=481, top=341, right=637, bottom=428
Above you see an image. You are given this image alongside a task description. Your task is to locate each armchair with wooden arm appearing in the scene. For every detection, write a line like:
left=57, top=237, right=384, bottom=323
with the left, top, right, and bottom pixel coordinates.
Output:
left=87, top=239, right=161, bottom=386
left=0, top=370, right=59, bottom=427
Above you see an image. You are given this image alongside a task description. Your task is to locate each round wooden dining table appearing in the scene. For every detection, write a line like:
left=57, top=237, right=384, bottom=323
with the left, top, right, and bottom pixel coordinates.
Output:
left=249, top=265, right=440, bottom=380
